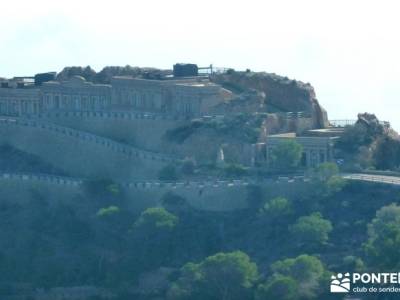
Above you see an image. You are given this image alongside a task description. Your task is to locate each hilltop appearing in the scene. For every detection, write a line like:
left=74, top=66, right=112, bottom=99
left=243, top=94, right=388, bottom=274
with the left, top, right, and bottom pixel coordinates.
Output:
left=0, top=64, right=400, bottom=300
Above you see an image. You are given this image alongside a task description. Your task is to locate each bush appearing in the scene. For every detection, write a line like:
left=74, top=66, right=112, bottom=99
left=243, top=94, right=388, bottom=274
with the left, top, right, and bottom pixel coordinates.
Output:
left=96, top=205, right=120, bottom=217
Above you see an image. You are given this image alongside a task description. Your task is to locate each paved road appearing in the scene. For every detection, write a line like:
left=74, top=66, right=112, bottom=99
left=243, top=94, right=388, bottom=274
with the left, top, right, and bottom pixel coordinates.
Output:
left=342, top=173, right=400, bottom=186
left=2, top=172, right=400, bottom=188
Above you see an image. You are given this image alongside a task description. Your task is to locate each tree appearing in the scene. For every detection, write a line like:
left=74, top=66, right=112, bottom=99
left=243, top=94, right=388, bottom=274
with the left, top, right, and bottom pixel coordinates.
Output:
left=133, top=207, right=178, bottom=233
left=311, top=162, right=346, bottom=198
left=271, top=140, right=303, bottom=170
left=131, top=207, right=179, bottom=270
left=255, top=275, right=299, bottom=300
left=257, top=197, right=294, bottom=238
left=365, top=204, right=400, bottom=270
left=312, top=162, right=339, bottom=182
left=336, top=123, right=371, bottom=154
left=373, top=136, right=400, bottom=170
left=290, top=212, right=332, bottom=248
left=268, top=255, right=327, bottom=299
left=342, top=256, right=365, bottom=273
left=167, top=251, right=258, bottom=300
left=260, top=197, right=293, bottom=219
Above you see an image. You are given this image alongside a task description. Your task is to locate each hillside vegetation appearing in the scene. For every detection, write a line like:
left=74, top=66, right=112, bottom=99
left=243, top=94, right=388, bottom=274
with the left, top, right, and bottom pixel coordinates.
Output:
left=1, top=165, right=399, bottom=299
left=336, top=113, right=400, bottom=171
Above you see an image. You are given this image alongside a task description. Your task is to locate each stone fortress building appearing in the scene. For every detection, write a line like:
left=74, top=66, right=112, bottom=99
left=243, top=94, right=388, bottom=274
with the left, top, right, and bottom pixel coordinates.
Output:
left=0, top=67, right=233, bottom=118
left=0, top=63, right=340, bottom=176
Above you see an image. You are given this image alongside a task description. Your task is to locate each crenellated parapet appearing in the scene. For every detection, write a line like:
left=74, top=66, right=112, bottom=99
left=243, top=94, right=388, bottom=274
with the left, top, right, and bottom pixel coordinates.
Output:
left=33, top=110, right=192, bottom=122
left=0, top=172, right=82, bottom=186
left=0, top=172, right=312, bottom=189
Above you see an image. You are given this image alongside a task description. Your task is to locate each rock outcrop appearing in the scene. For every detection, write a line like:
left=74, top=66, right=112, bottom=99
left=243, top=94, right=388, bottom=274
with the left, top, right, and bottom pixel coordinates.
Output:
left=211, top=71, right=328, bottom=128
left=56, top=66, right=171, bottom=84
left=357, top=112, right=398, bottom=139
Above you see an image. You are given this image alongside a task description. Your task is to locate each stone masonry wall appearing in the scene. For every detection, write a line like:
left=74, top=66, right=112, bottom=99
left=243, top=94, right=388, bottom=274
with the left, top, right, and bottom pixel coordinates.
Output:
left=31, top=111, right=186, bottom=152
left=0, top=118, right=174, bottom=180
left=0, top=172, right=318, bottom=212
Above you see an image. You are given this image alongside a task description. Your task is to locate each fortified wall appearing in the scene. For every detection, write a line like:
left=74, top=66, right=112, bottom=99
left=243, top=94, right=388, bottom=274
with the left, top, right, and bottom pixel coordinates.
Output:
left=0, top=65, right=333, bottom=211
left=35, top=111, right=187, bottom=152
left=0, top=172, right=316, bottom=212
left=0, top=117, right=174, bottom=180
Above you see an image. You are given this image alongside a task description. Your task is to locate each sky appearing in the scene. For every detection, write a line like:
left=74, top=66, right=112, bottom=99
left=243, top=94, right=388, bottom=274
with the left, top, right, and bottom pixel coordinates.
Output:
left=1, top=0, right=399, bottom=130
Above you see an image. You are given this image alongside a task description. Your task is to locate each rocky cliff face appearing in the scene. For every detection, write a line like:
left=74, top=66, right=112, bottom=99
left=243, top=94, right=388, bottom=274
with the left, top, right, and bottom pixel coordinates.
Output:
left=211, top=71, right=328, bottom=129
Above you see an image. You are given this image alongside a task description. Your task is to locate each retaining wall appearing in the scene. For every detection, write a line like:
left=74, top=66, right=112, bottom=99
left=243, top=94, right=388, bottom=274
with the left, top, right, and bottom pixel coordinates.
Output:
left=0, top=172, right=327, bottom=211
left=0, top=117, right=175, bottom=180
left=0, top=173, right=251, bottom=211
left=30, top=111, right=187, bottom=152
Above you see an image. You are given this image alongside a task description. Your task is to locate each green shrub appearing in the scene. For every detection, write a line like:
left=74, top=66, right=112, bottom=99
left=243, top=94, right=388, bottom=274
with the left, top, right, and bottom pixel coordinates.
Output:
left=96, top=205, right=120, bottom=217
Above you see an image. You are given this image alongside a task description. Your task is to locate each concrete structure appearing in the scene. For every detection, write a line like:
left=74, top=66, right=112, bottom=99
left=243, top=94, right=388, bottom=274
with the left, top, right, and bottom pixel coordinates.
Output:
left=0, top=74, right=233, bottom=118
left=110, top=76, right=232, bottom=115
left=0, top=117, right=175, bottom=180
left=34, top=110, right=186, bottom=152
left=0, top=86, right=40, bottom=116
left=258, top=132, right=338, bottom=168
left=40, top=76, right=112, bottom=112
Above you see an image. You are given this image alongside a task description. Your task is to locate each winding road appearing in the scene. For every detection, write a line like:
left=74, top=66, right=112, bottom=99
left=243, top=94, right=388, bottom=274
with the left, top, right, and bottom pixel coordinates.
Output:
left=1, top=172, right=400, bottom=189
left=342, top=173, right=400, bottom=186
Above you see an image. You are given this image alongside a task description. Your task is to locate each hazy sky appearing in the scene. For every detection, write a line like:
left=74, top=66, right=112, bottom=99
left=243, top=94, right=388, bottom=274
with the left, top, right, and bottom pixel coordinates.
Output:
left=1, top=0, right=399, bottom=129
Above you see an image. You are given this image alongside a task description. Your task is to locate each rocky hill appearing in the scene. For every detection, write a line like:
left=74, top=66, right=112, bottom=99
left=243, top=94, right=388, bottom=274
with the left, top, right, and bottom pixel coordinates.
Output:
left=56, top=66, right=171, bottom=84
left=211, top=70, right=329, bottom=128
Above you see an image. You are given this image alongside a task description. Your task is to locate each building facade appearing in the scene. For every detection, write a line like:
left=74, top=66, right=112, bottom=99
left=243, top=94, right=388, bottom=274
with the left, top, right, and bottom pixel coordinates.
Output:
left=40, top=76, right=112, bottom=113
left=0, top=74, right=233, bottom=117
left=251, top=133, right=337, bottom=168
left=0, top=87, right=40, bottom=116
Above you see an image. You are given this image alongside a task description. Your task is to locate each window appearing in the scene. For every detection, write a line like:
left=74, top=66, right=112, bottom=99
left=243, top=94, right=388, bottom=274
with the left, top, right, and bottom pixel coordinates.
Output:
left=54, top=95, right=60, bottom=109
left=82, top=97, right=88, bottom=110
left=62, top=96, right=67, bottom=108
